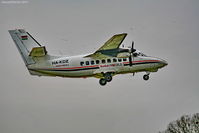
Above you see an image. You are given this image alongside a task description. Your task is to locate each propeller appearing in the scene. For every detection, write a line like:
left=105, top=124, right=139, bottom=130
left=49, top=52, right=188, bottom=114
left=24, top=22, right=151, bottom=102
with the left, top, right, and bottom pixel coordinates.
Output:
left=129, top=41, right=136, bottom=66
left=131, top=41, right=136, bottom=53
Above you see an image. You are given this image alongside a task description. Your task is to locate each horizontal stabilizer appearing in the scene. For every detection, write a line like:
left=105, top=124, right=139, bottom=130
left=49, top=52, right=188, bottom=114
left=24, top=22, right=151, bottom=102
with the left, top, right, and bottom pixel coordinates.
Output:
left=9, top=29, right=48, bottom=65
left=29, top=46, right=47, bottom=57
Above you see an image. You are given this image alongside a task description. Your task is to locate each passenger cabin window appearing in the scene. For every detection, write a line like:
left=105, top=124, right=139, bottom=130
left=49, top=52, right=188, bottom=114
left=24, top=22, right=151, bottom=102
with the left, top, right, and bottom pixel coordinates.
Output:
left=118, top=58, right=122, bottom=62
left=96, top=60, right=100, bottom=64
left=113, top=58, right=117, bottom=62
left=80, top=62, right=84, bottom=66
left=102, top=59, right=106, bottom=64
left=123, top=58, right=127, bottom=62
left=86, top=61, right=89, bottom=65
left=107, top=59, right=111, bottom=63
left=91, top=60, right=95, bottom=65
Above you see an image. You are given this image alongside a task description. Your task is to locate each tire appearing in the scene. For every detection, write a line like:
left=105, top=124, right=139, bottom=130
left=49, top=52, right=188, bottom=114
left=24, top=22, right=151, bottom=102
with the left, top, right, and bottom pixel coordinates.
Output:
left=105, top=75, right=112, bottom=82
left=143, top=75, right=149, bottom=80
left=99, top=78, right=107, bottom=86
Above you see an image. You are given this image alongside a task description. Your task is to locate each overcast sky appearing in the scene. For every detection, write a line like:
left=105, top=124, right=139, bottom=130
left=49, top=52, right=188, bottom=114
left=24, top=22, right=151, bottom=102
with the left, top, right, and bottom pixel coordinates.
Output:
left=0, top=0, right=199, bottom=133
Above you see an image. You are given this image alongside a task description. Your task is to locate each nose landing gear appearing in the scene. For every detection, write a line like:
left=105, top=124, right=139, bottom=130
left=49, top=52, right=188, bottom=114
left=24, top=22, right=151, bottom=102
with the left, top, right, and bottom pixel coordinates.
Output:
left=143, top=73, right=150, bottom=81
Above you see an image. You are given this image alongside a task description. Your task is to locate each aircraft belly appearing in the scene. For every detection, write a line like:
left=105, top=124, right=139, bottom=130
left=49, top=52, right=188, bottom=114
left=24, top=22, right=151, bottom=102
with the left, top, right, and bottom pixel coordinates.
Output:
left=61, top=70, right=94, bottom=77
left=32, top=69, right=94, bottom=77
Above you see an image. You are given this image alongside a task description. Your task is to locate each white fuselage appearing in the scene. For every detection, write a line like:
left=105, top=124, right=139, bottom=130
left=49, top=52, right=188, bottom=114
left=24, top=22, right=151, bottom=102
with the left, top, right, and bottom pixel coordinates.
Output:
left=9, top=29, right=168, bottom=85
left=28, top=53, right=167, bottom=78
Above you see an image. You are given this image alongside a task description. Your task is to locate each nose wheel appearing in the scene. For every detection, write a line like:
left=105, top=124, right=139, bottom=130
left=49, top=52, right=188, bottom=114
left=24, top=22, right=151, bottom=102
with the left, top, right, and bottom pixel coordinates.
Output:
left=143, top=74, right=149, bottom=81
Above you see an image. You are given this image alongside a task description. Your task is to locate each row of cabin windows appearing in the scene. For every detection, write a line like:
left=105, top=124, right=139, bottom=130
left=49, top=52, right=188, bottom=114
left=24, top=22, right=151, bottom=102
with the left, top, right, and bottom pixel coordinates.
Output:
left=80, top=58, right=127, bottom=66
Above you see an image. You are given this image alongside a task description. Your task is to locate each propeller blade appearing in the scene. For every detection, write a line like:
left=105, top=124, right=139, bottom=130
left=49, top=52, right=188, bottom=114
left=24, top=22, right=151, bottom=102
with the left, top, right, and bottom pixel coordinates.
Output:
left=129, top=55, right=133, bottom=66
left=131, top=41, right=136, bottom=53
left=132, top=41, right=134, bottom=49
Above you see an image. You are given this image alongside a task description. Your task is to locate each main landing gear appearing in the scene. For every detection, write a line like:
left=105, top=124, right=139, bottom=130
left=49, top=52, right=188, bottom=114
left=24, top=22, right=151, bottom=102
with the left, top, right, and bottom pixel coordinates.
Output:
left=99, top=78, right=107, bottom=86
left=99, top=73, right=113, bottom=86
left=143, top=73, right=150, bottom=81
left=99, top=72, right=150, bottom=85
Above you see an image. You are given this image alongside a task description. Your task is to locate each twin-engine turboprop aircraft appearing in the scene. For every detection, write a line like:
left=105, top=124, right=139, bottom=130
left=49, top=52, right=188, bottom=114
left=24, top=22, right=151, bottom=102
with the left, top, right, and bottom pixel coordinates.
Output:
left=9, top=29, right=167, bottom=86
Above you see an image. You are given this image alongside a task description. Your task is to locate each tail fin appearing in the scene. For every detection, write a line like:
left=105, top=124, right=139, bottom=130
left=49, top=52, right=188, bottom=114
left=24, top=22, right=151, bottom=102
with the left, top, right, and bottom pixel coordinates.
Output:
left=9, top=29, right=47, bottom=65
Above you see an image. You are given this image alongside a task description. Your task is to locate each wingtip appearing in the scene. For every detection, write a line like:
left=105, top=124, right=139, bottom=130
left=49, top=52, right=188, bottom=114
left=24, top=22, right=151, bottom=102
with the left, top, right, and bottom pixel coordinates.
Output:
left=8, top=29, right=26, bottom=32
left=114, top=33, right=127, bottom=36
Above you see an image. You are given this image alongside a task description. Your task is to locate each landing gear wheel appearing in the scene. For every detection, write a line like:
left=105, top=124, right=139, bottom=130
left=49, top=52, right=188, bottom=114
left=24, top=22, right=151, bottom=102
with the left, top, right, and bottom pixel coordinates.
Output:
left=99, top=78, right=107, bottom=86
left=143, top=75, right=149, bottom=81
left=105, top=75, right=112, bottom=82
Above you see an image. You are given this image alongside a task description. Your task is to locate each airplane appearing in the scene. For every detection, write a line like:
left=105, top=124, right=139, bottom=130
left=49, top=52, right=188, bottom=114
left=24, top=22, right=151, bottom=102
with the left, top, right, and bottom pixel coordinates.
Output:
left=9, top=29, right=168, bottom=86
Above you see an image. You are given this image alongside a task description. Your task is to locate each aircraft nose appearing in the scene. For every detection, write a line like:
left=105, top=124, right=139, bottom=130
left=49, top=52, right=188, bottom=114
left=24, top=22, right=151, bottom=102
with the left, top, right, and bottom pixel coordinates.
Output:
left=160, top=59, right=168, bottom=67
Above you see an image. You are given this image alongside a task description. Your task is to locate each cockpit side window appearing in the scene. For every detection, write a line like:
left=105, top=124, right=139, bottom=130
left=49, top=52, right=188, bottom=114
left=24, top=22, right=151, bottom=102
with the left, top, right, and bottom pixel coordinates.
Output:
left=134, top=52, right=147, bottom=57
left=133, top=53, right=138, bottom=57
left=138, top=52, right=147, bottom=57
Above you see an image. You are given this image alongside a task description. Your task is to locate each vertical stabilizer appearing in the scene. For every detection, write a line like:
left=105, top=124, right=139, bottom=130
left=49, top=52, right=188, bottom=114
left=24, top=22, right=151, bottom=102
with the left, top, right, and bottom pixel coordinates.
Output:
left=9, top=29, right=47, bottom=65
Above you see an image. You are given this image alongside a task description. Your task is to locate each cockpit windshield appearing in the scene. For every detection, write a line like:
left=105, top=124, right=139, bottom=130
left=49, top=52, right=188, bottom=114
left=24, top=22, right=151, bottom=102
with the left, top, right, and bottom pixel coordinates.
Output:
left=138, top=52, right=147, bottom=57
left=133, top=51, right=147, bottom=57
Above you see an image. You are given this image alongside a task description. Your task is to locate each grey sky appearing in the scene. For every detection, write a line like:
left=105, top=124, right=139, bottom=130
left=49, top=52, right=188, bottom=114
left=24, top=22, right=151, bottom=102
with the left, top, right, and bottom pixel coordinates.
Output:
left=0, top=0, right=199, bottom=133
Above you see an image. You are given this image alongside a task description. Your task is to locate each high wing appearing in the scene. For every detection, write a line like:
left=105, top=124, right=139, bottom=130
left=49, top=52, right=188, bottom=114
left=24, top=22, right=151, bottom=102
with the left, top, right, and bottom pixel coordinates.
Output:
left=97, top=33, right=127, bottom=51
left=85, top=33, right=127, bottom=59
